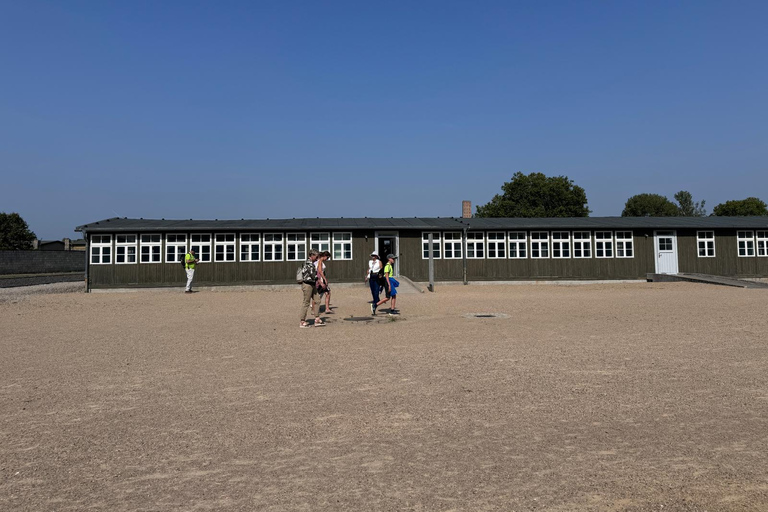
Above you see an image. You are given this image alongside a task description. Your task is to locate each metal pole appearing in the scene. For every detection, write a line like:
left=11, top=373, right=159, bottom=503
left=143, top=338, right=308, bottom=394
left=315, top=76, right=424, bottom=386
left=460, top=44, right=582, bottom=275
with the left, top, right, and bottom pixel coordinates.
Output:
left=428, top=233, right=434, bottom=292
left=462, top=227, right=468, bottom=285
left=84, top=231, right=91, bottom=293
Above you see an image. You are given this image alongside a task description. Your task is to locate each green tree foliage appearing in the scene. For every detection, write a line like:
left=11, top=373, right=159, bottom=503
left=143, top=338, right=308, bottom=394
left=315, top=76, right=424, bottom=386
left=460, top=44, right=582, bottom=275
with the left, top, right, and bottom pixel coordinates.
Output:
left=674, top=190, right=706, bottom=216
left=0, top=212, right=37, bottom=250
left=621, top=194, right=679, bottom=217
left=475, top=172, right=590, bottom=218
left=712, top=197, right=768, bottom=216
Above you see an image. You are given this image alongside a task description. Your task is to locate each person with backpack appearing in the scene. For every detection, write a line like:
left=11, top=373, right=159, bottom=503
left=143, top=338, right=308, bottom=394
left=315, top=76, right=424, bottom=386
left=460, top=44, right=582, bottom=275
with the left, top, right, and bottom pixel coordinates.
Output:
left=299, top=249, right=325, bottom=328
left=184, top=249, right=199, bottom=293
left=374, top=254, right=399, bottom=314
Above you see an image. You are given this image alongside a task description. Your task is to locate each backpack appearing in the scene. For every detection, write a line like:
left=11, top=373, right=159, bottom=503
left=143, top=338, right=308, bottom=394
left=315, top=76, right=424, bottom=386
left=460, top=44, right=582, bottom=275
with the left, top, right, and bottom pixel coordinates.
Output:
left=296, top=266, right=304, bottom=283
left=181, top=253, right=187, bottom=268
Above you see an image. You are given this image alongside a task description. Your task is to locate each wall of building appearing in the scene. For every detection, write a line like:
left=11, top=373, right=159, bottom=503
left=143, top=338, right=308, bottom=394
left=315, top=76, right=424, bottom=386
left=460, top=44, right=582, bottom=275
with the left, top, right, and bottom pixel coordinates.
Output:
left=0, top=251, right=86, bottom=275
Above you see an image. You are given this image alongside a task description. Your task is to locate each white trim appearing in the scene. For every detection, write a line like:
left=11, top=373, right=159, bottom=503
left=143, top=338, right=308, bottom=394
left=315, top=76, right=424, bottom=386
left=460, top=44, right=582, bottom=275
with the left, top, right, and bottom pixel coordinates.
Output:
left=140, top=233, right=162, bottom=263
left=466, top=232, right=485, bottom=259
left=263, top=233, right=284, bottom=261
left=115, top=234, right=138, bottom=264
left=443, top=232, right=463, bottom=259
left=90, top=234, right=112, bottom=265
left=286, top=233, right=307, bottom=261
left=486, top=232, right=506, bottom=259
left=697, top=231, right=716, bottom=258
left=551, top=231, right=570, bottom=259
left=530, top=231, right=549, bottom=259
left=375, top=231, right=399, bottom=275
left=165, top=234, right=187, bottom=264
left=190, top=233, right=212, bottom=262
left=422, top=232, right=441, bottom=259
left=240, top=233, right=260, bottom=261
left=615, top=231, right=634, bottom=258
left=508, top=232, right=527, bottom=259
left=332, top=232, right=353, bottom=260
left=757, top=231, right=768, bottom=257
left=595, top=231, right=613, bottom=258
left=738, top=231, right=755, bottom=257
left=572, top=231, right=591, bottom=258
left=310, top=232, right=331, bottom=253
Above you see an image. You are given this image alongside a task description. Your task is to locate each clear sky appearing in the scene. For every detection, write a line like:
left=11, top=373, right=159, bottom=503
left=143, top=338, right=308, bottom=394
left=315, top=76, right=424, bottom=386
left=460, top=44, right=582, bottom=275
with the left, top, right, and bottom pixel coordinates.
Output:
left=2, top=0, right=766, bottom=239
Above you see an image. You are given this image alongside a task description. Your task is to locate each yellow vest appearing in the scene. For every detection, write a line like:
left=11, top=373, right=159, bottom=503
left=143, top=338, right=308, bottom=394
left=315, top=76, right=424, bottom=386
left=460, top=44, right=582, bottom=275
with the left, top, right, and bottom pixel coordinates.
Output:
left=185, top=253, right=196, bottom=270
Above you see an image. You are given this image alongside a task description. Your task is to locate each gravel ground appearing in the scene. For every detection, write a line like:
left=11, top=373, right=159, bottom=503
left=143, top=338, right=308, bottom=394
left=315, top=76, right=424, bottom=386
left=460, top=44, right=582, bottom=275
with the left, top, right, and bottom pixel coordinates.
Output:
left=1, top=282, right=767, bottom=511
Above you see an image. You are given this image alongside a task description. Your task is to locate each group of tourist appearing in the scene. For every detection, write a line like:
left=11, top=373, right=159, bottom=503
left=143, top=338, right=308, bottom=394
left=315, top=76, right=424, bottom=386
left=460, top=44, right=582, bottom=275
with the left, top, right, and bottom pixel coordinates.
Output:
left=298, top=249, right=399, bottom=328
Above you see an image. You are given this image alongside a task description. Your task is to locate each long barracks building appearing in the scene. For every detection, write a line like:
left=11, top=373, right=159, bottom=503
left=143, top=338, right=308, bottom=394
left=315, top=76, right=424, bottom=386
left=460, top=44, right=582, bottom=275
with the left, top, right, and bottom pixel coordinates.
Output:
left=75, top=216, right=768, bottom=290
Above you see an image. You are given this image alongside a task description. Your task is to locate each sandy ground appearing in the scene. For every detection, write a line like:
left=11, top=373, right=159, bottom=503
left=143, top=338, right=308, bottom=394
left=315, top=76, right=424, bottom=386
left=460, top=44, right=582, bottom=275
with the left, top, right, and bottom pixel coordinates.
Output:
left=1, top=281, right=767, bottom=511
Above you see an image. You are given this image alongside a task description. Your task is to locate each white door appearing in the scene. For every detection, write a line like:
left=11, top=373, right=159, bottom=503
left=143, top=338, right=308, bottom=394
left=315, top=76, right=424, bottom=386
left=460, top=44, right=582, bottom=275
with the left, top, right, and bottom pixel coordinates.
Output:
left=654, top=230, right=679, bottom=274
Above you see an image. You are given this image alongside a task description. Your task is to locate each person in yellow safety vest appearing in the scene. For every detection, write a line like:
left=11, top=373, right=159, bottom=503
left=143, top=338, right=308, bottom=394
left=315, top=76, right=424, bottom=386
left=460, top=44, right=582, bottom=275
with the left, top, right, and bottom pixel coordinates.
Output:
left=184, top=249, right=199, bottom=293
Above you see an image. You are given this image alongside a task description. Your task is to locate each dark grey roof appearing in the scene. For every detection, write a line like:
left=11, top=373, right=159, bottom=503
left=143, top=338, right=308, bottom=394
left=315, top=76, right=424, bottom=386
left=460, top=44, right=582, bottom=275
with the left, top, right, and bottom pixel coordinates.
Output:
left=75, top=216, right=768, bottom=233
left=75, top=217, right=468, bottom=233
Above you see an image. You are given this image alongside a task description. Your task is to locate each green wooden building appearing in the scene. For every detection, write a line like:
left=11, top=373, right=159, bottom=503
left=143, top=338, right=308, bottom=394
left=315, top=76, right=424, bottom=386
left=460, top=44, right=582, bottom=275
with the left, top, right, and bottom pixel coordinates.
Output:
left=74, top=216, right=768, bottom=290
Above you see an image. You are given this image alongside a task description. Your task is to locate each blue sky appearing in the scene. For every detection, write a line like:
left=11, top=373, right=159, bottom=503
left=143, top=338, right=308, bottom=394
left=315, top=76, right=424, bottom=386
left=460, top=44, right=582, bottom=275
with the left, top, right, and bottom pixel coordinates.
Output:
left=1, top=0, right=766, bottom=239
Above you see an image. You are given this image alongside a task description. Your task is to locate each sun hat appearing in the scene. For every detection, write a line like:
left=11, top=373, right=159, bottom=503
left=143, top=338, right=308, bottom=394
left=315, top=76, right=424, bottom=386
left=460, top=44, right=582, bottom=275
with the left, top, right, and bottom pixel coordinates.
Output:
left=370, top=251, right=379, bottom=257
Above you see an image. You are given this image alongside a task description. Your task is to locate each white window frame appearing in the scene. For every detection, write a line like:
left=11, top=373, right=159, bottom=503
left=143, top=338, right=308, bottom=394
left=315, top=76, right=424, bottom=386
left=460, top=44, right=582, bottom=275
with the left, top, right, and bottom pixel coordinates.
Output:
left=332, top=232, right=353, bottom=260
left=214, top=233, right=236, bottom=262
left=140, top=234, right=162, bottom=263
left=530, top=232, right=549, bottom=259
left=422, top=232, right=441, bottom=259
left=486, top=232, right=506, bottom=259
left=615, top=231, right=634, bottom=258
left=240, top=233, right=260, bottom=261
left=286, top=233, right=307, bottom=261
left=165, top=234, right=187, bottom=264
left=310, top=232, right=331, bottom=253
left=466, top=232, right=485, bottom=259
left=757, top=231, right=768, bottom=257
left=595, top=231, right=614, bottom=258
left=90, top=235, right=112, bottom=265
left=263, top=233, right=284, bottom=261
left=508, top=232, right=527, bottom=259
left=443, top=232, right=462, bottom=259
left=738, top=231, right=755, bottom=257
left=697, top=231, right=716, bottom=258
left=115, top=234, right=138, bottom=264
left=551, top=231, right=571, bottom=259
left=190, top=233, right=212, bottom=262
left=572, top=231, right=591, bottom=258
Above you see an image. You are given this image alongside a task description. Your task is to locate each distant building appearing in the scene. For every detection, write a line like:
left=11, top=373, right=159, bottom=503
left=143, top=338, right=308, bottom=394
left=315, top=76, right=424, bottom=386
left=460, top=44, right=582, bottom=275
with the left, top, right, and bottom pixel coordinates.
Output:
left=75, top=215, right=768, bottom=290
left=33, top=238, right=86, bottom=251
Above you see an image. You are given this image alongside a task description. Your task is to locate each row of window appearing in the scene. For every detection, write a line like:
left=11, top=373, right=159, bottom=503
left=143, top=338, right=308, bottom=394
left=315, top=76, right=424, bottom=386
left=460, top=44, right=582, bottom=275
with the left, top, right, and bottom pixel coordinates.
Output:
left=89, top=233, right=352, bottom=265
left=421, top=231, right=635, bottom=259
left=737, top=231, right=768, bottom=257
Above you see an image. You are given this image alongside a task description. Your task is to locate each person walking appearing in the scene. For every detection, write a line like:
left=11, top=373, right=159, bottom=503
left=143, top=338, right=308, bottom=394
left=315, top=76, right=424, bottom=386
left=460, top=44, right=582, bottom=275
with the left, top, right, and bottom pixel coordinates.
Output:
left=365, top=251, right=383, bottom=314
left=300, top=249, right=325, bottom=328
left=375, top=254, right=399, bottom=314
left=313, top=251, right=333, bottom=313
left=184, top=249, right=199, bottom=293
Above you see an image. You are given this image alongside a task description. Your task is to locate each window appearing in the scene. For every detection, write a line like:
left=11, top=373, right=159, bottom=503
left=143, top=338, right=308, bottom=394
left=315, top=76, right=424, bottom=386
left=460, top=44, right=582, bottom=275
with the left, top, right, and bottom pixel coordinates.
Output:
left=166, top=234, right=187, bottom=263
left=263, top=233, right=284, bottom=261
left=333, top=232, right=352, bottom=260
left=508, top=232, right=527, bottom=259
left=214, top=233, right=236, bottom=262
left=487, top=232, right=506, bottom=259
left=240, top=234, right=260, bottom=261
left=758, top=231, right=768, bottom=257
left=443, top=232, right=462, bottom=259
left=310, top=232, right=330, bottom=253
left=738, top=231, right=755, bottom=257
left=422, top=232, right=441, bottom=259
left=140, top=234, right=161, bottom=263
left=697, top=231, right=715, bottom=258
left=615, top=231, right=634, bottom=258
left=530, top=232, right=549, bottom=259
left=287, top=233, right=307, bottom=261
left=115, top=234, right=137, bottom=264
left=595, top=232, right=613, bottom=258
left=467, top=232, right=485, bottom=258
left=190, top=234, right=212, bottom=262
left=90, top=235, right=112, bottom=264
left=551, top=232, right=570, bottom=259
left=573, top=232, right=591, bottom=258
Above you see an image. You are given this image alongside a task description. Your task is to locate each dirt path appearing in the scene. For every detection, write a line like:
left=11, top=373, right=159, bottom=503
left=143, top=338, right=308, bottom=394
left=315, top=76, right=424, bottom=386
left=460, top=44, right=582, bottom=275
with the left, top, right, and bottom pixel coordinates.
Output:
left=1, top=282, right=767, bottom=511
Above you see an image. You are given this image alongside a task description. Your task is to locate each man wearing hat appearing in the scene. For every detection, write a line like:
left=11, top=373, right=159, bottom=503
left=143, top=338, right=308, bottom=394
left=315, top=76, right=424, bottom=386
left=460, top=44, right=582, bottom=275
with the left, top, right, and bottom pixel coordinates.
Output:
left=374, top=253, right=399, bottom=315
left=365, top=251, right=383, bottom=311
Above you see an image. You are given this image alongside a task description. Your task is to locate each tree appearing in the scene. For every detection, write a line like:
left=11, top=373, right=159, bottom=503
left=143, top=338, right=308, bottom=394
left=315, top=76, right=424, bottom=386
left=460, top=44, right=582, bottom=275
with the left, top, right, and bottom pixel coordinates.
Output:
left=621, top=194, right=679, bottom=217
left=0, top=212, right=37, bottom=250
left=712, top=197, right=768, bottom=216
left=674, top=190, right=706, bottom=216
left=475, top=172, right=590, bottom=218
